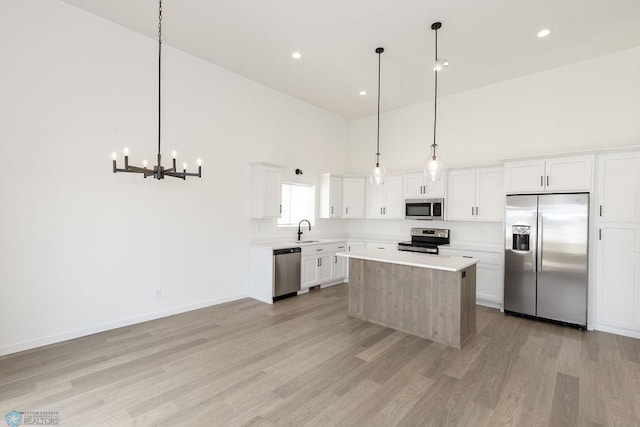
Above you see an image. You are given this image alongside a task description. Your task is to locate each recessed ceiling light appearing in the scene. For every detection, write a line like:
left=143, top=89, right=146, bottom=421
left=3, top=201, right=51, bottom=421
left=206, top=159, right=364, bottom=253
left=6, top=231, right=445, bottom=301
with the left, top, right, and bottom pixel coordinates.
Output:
left=291, top=52, right=302, bottom=59
left=359, top=90, right=367, bottom=96
left=537, top=28, right=551, bottom=38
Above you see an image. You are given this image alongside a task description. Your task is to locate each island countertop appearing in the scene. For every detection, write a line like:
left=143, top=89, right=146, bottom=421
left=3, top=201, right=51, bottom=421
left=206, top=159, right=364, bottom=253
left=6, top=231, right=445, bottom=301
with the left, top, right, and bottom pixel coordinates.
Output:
left=338, top=248, right=478, bottom=272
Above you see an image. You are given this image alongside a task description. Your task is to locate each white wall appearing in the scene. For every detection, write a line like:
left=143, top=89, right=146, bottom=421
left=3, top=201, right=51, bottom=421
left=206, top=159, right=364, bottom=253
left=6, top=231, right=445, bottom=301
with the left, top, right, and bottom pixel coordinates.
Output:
left=0, top=0, right=348, bottom=355
left=348, top=46, right=640, bottom=174
left=347, top=46, right=640, bottom=242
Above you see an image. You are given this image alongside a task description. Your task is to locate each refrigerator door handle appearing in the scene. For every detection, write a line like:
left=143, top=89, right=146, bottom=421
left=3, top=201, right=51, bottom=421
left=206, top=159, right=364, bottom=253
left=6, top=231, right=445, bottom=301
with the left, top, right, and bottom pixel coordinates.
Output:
left=532, top=213, right=538, bottom=273
left=538, top=215, right=543, bottom=272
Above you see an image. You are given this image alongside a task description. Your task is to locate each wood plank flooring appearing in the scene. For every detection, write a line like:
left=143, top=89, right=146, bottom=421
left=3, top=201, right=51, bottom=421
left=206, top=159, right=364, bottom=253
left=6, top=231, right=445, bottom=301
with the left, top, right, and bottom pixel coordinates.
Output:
left=1, top=284, right=639, bottom=426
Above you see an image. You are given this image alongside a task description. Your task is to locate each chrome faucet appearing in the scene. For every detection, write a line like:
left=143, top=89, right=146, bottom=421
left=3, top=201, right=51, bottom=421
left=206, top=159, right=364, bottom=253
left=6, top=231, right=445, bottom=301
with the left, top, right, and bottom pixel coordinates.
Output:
left=297, top=219, right=311, bottom=241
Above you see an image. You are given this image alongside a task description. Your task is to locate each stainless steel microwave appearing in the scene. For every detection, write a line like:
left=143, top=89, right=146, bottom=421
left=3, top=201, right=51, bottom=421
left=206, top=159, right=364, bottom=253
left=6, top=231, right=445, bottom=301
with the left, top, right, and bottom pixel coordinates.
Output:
left=405, top=198, right=444, bottom=220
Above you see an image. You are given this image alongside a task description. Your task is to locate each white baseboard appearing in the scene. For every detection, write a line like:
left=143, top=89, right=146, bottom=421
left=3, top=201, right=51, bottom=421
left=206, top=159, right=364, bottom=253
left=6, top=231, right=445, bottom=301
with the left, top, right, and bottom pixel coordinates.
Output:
left=476, top=299, right=502, bottom=310
left=0, top=293, right=248, bottom=357
left=592, top=323, right=640, bottom=339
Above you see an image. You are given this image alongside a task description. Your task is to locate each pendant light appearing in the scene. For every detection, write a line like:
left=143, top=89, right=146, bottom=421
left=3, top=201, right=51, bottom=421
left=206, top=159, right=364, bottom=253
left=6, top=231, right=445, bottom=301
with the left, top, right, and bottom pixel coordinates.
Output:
left=111, top=0, right=202, bottom=180
left=424, top=22, right=448, bottom=182
left=370, top=47, right=386, bottom=186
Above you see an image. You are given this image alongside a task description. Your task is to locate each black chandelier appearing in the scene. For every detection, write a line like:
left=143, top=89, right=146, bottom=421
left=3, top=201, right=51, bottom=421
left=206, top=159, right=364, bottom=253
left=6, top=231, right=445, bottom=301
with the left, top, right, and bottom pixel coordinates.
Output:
left=112, top=0, right=202, bottom=180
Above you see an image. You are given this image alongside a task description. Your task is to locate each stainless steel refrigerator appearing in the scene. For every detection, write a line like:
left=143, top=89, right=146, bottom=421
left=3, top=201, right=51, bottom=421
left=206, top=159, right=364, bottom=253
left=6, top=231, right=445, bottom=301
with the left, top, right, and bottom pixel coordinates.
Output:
left=504, top=193, right=589, bottom=327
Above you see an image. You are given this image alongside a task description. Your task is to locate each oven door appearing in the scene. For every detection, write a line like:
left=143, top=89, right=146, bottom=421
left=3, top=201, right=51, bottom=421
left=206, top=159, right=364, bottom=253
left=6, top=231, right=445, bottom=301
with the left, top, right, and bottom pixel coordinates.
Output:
left=405, top=200, right=432, bottom=219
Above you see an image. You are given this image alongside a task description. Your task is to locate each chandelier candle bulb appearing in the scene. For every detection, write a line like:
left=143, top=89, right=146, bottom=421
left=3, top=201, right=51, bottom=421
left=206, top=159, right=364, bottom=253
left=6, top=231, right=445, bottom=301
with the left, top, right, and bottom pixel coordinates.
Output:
left=171, top=150, right=177, bottom=159
left=123, top=147, right=129, bottom=156
left=183, top=162, right=187, bottom=171
left=111, top=152, right=117, bottom=160
left=143, top=160, right=148, bottom=168
left=197, top=159, right=202, bottom=167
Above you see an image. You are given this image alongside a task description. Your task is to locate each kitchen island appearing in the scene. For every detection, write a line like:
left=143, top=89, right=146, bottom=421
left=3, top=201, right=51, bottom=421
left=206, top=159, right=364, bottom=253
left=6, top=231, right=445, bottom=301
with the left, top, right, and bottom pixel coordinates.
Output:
left=338, top=249, right=478, bottom=349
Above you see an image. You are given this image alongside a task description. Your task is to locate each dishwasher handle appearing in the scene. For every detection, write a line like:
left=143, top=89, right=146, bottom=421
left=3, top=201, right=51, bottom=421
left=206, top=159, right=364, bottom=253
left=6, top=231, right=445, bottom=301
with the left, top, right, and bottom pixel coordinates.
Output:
left=273, top=247, right=302, bottom=255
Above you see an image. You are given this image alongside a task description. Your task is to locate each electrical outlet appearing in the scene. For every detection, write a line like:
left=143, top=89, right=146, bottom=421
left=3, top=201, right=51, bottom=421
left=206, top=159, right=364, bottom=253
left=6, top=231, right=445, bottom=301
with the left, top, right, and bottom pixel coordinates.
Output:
left=154, top=288, right=163, bottom=299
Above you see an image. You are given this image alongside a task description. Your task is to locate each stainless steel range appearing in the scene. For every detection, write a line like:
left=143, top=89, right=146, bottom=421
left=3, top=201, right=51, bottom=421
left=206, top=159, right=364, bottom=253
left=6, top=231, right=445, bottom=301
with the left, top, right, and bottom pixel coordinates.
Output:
left=397, top=228, right=450, bottom=254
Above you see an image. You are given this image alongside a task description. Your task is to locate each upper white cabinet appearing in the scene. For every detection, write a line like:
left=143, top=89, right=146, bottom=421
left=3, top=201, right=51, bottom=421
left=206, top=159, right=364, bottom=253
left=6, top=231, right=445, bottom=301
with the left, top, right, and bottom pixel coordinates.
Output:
left=403, top=172, right=446, bottom=199
left=342, top=177, right=366, bottom=219
left=319, top=174, right=343, bottom=218
left=365, top=175, right=404, bottom=219
left=365, top=175, right=403, bottom=219
left=504, top=155, right=594, bottom=193
left=250, top=163, right=282, bottom=218
left=597, top=151, right=640, bottom=223
left=447, top=167, right=504, bottom=221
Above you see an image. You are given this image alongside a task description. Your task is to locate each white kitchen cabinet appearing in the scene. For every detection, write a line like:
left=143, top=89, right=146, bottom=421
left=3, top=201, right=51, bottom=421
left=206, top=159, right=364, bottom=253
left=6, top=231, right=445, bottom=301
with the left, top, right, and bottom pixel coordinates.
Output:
left=344, top=241, right=365, bottom=280
left=595, top=224, right=640, bottom=337
left=342, top=177, right=366, bottom=218
left=597, top=151, right=640, bottom=223
left=365, top=175, right=403, bottom=219
left=403, top=172, right=446, bottom=199
left=447, top=167, right=503, bottom=221
left=504, top=155, right=594, bottom=194
left=250, top=163, right=282, bottom=218
left=347, top=241, right=366, bottom=252
left=302, top=254, right=334, bottom=288
left=439, top=248, right=503, bottom=308
left=318, top=254, right=334, bottom=283
left=333, top=252, right=346, bottom=280
left=300, top=241, right=347, bottom=289
left=301, top=255, right=320, bottom=289
left=319, top=174, right=343, bottom=218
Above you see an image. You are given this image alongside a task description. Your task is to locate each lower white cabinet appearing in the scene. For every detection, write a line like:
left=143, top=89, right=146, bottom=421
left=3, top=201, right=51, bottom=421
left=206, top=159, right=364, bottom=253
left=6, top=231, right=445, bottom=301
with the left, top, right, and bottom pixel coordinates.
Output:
left=347, top=241, right=366, bottom=252
left=595, top=224, right=640, bottom=337
left=439, top=248, right=504, bottom=308
left=345, top=241, right=365, bottom=281
left=301, top=241, right=347, bottom=289
left=334, top=252, right=346, bottom=280
left=302, top=255, right=323, bottom=288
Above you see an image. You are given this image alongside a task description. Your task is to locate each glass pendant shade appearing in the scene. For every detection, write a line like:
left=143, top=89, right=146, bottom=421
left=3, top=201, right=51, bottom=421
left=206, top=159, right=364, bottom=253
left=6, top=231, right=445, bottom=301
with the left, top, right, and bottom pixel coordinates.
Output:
left=424, top=145, right=444, bottom=182
left=370, top=163, right=386, bottom=186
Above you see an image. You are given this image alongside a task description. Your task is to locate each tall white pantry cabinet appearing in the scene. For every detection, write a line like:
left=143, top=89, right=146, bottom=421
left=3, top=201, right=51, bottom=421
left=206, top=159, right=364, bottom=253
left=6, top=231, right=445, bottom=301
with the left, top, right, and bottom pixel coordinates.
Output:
left=594, top=150, right=640, bottom=338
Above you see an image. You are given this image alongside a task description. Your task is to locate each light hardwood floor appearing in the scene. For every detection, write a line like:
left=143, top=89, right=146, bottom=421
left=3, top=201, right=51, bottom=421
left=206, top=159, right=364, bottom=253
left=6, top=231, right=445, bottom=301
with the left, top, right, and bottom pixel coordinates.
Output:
left=1, top=284, right=639, bottom=426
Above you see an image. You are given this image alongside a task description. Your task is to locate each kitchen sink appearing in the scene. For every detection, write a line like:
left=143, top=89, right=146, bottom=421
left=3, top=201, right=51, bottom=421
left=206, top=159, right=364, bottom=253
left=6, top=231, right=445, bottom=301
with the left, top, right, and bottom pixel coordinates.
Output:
left=293, top=240, right=320, bottom=244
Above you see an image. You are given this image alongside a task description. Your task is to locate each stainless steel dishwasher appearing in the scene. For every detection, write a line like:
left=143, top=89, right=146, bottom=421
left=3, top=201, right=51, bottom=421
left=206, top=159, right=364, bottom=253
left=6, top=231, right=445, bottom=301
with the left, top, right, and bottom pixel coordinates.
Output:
left=273, top=247, right=301, bottom=300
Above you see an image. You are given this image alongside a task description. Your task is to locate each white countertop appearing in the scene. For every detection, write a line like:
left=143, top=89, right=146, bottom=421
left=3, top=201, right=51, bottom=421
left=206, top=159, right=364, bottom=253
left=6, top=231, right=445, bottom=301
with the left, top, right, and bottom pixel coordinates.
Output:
left=338, top=248, right=478, bottom=272
left=250, top=238, right=347, bottom=250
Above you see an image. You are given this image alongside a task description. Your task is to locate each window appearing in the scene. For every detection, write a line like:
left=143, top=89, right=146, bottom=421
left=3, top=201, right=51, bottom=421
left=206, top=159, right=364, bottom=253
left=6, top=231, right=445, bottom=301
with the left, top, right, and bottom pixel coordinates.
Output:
left=278, top=183, right=315, bottom=226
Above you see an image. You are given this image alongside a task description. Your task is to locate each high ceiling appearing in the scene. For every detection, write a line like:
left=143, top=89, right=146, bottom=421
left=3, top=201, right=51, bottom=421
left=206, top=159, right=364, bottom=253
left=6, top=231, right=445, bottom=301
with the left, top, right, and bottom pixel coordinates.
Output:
left=61, top=0, right=640, bottom=119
